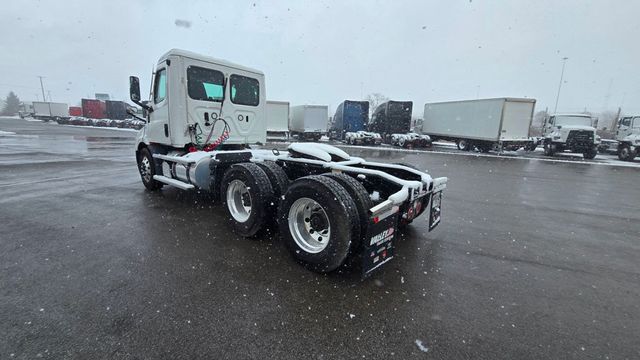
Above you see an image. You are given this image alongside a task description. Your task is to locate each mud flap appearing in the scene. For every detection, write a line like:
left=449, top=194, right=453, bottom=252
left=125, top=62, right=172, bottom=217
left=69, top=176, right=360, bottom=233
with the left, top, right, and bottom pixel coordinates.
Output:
left=362, top=206, right=399, bottom=276
left=429, top=191, right=442, bottom=231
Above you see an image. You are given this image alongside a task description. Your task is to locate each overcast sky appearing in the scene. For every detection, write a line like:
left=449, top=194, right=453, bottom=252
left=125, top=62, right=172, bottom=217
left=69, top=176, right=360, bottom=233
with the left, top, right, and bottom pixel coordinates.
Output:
left=2, top=0, right=639, bottom=116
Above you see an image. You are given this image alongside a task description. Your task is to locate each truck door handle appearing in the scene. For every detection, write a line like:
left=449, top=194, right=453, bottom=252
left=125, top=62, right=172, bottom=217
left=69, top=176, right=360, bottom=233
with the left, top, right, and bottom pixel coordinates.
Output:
left=246, top=115, right=249, bottom=122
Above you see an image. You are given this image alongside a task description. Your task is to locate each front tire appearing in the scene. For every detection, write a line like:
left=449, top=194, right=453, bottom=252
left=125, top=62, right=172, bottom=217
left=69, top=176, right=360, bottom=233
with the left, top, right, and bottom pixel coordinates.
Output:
left=583, top=147, right=597, bottom=160
left=543, top=144, right=555, bottom=156
left=221, top=163, right=274, bottom=237
left=278, top=176, right=359, bottom=273
left=137, top=147, right=163, bottom=191
left=618, top=145, right=634, bottom=161
left=457, top=139, right=471, bottom=151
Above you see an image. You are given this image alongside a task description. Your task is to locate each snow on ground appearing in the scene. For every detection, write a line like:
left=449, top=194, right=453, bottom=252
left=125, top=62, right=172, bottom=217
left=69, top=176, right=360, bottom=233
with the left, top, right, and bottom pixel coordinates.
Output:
left=0, top=130, right=17, bottom=135
left=415, top=339, right=430, bottom=353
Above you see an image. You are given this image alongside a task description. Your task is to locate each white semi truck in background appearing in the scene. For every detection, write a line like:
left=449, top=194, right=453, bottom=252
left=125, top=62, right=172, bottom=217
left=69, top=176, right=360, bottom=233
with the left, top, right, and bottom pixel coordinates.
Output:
left=32, top=101, right=70, bottom=122
left=265, top=100, right=290, bottom=140
left=540, top=113, right=600, bottom=159
left=422, top=98, right=536, bottom=152
left=613, top=115, right=640, bottom=161
left=289, top=105, right=328, bottom=141
left=128, top=49, right=447, bottom=275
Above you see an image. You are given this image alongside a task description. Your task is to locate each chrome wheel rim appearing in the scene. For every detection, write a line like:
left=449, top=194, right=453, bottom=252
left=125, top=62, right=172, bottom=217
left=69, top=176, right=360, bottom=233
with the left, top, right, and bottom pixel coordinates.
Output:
left=227, top=180, right=251, bottom=223
left=288, top=197, right=331, bottom=254
left=140, top=156, right=152, bottom=182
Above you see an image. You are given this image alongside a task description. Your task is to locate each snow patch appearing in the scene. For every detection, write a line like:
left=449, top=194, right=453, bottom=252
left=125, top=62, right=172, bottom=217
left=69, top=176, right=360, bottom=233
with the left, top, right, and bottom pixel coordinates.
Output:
left=0, top=130, right=17, bottom=135
left=415, top=339, right=429, bottom=353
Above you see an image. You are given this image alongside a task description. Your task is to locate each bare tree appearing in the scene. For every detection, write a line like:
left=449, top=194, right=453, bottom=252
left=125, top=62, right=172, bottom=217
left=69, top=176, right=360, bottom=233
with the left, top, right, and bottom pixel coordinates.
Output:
left=364, top=93, right=389, bottom=117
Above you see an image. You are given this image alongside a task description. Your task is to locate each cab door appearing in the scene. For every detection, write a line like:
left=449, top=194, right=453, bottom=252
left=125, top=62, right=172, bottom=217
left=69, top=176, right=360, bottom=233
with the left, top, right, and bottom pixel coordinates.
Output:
left=228, top=73, right=265, bottom=143
left=147, top=67, right=170, bottom=143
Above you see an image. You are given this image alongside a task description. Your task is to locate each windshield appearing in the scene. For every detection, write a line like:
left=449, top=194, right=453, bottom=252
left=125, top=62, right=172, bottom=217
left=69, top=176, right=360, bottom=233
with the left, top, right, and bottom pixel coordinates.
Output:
left=554, top=115, right=592, bottom=127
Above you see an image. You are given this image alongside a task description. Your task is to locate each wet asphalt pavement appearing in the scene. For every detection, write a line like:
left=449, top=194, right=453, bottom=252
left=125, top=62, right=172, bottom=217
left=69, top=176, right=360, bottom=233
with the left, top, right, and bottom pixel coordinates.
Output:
left=1, top=117, right=639, bottom=359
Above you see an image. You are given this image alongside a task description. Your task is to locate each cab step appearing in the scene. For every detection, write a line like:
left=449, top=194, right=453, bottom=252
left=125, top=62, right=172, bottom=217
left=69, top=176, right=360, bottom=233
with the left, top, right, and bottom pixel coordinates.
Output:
left=153, top=175, right=194, bottom=190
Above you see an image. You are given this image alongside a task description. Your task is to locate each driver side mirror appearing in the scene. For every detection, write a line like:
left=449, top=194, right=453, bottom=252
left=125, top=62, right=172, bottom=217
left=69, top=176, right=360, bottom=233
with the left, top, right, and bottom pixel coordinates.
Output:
left=129, top=76, right=141, bottom=102
left=129, top=76, right=153, bottom=113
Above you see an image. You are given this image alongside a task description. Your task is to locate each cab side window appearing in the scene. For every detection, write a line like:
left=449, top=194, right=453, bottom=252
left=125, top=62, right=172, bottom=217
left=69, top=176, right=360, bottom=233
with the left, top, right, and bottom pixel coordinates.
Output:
left=632, top=117, right=640, bottom=129
left=154, top=68, right=167, bottom=104
left=230, top=74, right=259, bottom=106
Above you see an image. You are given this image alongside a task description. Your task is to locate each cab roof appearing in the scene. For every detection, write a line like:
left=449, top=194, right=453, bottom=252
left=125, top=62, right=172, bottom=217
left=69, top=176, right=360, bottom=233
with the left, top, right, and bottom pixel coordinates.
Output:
left=158, top=49, right=264, bottom=76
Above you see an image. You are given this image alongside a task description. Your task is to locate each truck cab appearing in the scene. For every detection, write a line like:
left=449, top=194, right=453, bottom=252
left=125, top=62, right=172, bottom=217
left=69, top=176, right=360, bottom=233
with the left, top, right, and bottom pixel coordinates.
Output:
left=615, top=116, right=640, bottom=161
left=542, top=113, right=600, bottom=159
left=133, top=49, right=266, bottom=152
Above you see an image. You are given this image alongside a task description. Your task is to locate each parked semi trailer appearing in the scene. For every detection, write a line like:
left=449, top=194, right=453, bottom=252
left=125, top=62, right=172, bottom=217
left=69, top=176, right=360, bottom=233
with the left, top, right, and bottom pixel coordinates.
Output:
left=128, top=49, right=447, bottom=275
left=422, top=98, right=536, bottom=152
left=266, top=100, right=290, bottom=140
left=329, top=100, right=381, bottom=145
left=105, top=100, right=128, bottom=120
left=540, top=113, right=600, bottom=159
left=82, top=99, right=106, bottom=119
left=289, top=105, right=328, bottom=141
left=32, top=102, right=69, bottom=122
left=369, top=101, right=431, bottom=148
left=69, top=106, right=82, bottom=117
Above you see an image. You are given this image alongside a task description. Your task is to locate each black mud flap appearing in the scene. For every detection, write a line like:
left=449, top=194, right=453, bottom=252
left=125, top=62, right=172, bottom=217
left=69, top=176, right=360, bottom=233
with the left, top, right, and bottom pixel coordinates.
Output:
left=362, top=206, right=399, bottom=277
left=429, top=191, right=442, bottom=231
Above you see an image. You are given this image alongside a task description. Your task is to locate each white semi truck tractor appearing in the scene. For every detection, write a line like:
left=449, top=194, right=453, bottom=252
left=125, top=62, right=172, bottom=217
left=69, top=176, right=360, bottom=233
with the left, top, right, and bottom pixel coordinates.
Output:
left=541, top=113, right=600, bottom=159
left=128, top=49, right=447, bottom=275
left=615, top=115, right=640, bottom=161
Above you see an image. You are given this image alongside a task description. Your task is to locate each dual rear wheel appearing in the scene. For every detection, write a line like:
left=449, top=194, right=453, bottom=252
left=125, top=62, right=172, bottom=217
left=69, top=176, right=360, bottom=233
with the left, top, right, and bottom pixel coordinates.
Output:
left=220, top=162, right=371, bottom=272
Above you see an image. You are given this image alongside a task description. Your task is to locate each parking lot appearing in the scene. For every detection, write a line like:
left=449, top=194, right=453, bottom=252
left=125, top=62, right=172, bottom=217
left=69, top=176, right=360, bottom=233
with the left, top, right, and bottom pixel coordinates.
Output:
left=1, top=117, right=639, bottom=359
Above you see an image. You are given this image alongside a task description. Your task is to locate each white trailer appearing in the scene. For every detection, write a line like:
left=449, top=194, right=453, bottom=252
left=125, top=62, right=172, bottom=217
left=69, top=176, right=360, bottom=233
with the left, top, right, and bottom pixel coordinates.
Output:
left=266, top=100, right=290, bottom=140
left=128, top=49, right=447, bottom=275
left=32, top=101, right=69, bottom=122
left=289, top=105, right=328, bottom=141
left=422, top=98, right=536, bottom=152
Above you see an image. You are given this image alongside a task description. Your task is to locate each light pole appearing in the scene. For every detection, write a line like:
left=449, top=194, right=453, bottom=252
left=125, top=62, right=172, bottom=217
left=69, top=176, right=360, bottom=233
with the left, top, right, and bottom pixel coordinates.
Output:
left=553, top=57, right=568, bottom=113
left=37, top=76, right=46, bottom=103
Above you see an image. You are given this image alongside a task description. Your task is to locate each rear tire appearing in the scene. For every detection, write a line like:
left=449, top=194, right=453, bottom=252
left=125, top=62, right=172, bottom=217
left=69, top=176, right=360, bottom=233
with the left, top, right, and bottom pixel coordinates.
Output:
left=256, top=160, right=289, bottom=210
left=278, top=176, right=359, bottom=273
left=221, top=163, right=274, bottom=237
left=322, top=172, right=372, bottom=253
left=137, top=147, right=163, bottom=191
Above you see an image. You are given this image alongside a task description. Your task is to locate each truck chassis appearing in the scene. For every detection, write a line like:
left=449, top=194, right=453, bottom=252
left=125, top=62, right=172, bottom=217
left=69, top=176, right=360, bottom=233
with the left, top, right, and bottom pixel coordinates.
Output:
left=136, top=141, right=446, bottom=275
